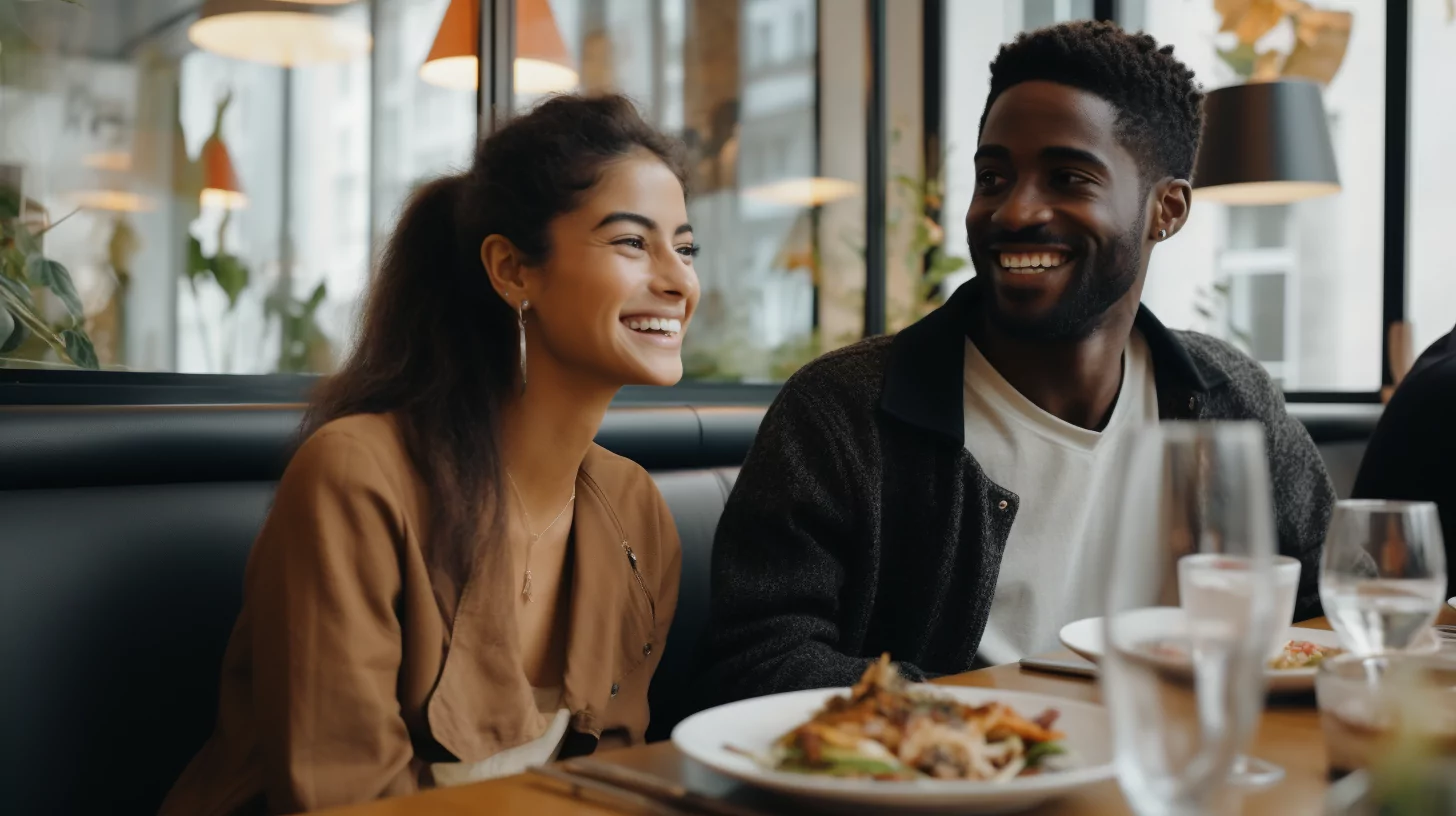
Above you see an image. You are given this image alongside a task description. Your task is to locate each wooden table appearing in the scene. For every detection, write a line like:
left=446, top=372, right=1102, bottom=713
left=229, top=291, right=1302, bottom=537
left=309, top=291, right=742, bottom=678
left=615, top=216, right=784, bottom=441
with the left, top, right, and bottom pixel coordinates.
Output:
left=321, top=614, right=1456, bottom=816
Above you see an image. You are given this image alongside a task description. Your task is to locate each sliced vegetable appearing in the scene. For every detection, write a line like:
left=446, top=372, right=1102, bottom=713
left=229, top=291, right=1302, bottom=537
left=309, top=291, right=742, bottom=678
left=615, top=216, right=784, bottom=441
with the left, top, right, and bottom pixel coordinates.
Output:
left=1024, top=741, right=1067, bottom=767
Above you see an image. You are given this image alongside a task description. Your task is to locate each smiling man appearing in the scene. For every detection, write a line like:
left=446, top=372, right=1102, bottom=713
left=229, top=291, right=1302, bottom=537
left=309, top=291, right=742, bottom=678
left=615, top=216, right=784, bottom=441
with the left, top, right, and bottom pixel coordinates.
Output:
left=697, top=21, right=1336, bottom=701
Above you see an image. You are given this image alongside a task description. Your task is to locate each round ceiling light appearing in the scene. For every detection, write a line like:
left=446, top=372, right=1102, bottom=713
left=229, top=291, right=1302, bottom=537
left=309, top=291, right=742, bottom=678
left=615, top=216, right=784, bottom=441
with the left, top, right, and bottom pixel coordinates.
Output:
left=188, top=0, right=371, bottom=68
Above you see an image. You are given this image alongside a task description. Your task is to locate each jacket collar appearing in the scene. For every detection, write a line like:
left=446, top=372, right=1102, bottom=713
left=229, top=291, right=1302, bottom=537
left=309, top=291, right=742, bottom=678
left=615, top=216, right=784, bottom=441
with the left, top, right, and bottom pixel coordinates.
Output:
left=880, top=276, right=1230, bottom=444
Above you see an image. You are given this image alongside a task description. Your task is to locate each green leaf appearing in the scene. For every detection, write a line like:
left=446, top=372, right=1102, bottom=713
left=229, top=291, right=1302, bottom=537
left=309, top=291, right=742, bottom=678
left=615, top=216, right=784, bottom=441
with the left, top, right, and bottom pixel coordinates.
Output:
left=61, top=328, right=99, bottom=369
left=0, top=280, right=67, bottom=356
left=27, top=254, right=84, bottom=320
left=1217, top=44, right=1257, bottom=78
left=2, top=248, right=27, bottom=283
left=0, top=187, right=20, bottom=220
left=926, top=254, right=968, bottom=283
left=14, top=223, right=40, bottom=256
left=185, top=235, right=209, bottom=281
left=0, top=306, right=20, bottom=352
left=0, top=272, right=34, bottom=307
left=210, top=253, right=249, bottom=307
left=304, top=281, right=328, bottom=312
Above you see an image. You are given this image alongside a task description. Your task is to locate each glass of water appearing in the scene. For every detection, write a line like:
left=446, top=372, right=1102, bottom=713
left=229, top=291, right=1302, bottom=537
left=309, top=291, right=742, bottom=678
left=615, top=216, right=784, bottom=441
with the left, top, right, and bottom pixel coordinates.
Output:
left=1103, top=422, right=1280, bottom=815
left=1320, top=500, right=1447, bottom=656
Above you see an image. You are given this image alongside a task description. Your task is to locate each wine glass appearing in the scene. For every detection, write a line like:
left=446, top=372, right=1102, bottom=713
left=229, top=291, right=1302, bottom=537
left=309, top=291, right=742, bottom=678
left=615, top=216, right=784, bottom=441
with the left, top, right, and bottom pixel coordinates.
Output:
left=1320, top=500, right=1447, bottom=656
left=1102, top=422, right=1282, bottom=814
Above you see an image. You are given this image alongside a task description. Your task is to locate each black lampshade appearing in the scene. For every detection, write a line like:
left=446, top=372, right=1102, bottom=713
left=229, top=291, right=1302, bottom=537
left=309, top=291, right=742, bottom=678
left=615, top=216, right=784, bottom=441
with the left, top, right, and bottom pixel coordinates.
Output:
left=1193, top=80, right=1340, bottom=205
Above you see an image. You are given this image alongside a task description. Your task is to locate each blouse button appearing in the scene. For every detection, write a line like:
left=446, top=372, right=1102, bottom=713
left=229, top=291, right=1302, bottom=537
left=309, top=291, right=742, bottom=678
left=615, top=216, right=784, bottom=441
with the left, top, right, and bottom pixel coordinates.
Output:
left=610, top=683, right=619, bottom=698
left=997, top=500, right=1009, bottom=511
left=643, top=643, right=653, bottom=657
left=1188, top=396, right=1196, bottom=411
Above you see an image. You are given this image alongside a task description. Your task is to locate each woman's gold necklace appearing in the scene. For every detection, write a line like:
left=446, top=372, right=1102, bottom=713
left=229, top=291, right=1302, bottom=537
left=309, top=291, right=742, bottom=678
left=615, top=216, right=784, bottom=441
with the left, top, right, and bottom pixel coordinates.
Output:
left=506, top=471, right=575, bottom=603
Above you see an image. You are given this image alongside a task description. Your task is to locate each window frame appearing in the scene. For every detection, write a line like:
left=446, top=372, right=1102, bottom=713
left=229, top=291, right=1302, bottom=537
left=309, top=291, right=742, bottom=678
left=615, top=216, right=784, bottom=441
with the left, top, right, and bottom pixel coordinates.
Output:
left=0, top=0, right=1408, bottom=406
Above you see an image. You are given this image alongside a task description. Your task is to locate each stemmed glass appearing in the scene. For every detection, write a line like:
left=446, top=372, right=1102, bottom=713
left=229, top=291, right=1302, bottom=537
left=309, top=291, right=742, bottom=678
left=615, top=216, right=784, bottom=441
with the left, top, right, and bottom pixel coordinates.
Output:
left=1102, top=422, right=1282, bottom=815
left=1320, top=499, right=1447, bottom=656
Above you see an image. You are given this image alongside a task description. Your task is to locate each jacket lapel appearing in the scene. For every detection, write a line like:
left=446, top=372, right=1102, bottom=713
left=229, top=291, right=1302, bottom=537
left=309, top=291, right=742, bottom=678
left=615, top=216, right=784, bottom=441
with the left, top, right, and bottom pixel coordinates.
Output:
left=559, top=454, right=654, bottom=735
left=879, top=277, right=977, bottom=445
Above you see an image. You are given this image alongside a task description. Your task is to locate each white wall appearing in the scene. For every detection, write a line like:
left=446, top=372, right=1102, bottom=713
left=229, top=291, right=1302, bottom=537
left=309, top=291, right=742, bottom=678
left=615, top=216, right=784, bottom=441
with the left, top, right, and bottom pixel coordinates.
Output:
left=1408, top=0, right=1456, bottom=354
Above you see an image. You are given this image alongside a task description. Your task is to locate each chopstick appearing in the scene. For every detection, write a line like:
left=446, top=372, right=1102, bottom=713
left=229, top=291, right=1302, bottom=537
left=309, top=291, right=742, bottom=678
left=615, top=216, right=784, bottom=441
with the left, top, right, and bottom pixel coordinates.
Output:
left=528, top=764, right=687, bottom=816
left=553, top=759, right=773, bottom=816
left=1018, top=656, right=1099, bottom=678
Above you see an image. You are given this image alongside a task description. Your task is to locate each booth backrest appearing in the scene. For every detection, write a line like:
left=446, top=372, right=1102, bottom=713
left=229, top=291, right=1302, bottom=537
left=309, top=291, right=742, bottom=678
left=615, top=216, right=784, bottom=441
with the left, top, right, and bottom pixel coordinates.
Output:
left=0, top=405, right=754, bottom=815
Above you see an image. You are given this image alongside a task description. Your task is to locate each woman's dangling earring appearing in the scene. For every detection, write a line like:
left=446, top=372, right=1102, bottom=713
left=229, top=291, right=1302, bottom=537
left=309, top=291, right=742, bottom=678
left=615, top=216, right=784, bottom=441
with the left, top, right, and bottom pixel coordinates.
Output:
left=518, top=299, right=529, bottom=393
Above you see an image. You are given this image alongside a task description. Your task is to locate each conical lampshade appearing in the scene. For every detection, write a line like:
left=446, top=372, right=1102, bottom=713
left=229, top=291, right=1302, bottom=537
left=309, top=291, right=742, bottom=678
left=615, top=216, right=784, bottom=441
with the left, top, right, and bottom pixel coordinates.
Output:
left=420, top=0, right=578, bottom=93
left=200, top=135, right=248, bottom=210
left=188, top=0, right=371, bottom=68
left=1193, top=80, right=1341, bottom=205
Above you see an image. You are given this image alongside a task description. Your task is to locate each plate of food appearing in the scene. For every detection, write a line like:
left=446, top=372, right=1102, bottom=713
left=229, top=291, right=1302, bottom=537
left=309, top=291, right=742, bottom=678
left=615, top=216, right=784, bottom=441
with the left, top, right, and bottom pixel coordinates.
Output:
left=1058, top=608, right=1437, bottom=693
left=671, top=655, right=1114, bottom=813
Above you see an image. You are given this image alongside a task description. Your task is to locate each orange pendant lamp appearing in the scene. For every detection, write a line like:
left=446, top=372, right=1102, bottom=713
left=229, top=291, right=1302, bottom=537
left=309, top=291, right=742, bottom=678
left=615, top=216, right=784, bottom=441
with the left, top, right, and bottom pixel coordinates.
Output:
left=420, top=0, right=578, bottom=93
left=200, top=133, right=248, bottom=210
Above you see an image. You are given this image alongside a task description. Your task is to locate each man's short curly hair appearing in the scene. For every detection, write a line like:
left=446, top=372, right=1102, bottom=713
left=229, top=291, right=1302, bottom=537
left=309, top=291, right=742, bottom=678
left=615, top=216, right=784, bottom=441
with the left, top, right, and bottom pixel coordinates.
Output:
left=979, top=21, right=1204, bottom=185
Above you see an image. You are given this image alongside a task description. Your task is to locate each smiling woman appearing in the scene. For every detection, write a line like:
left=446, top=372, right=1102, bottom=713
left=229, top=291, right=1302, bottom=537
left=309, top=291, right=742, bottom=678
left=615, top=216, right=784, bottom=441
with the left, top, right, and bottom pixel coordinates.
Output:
left=159, top=94, right=693, bottom=815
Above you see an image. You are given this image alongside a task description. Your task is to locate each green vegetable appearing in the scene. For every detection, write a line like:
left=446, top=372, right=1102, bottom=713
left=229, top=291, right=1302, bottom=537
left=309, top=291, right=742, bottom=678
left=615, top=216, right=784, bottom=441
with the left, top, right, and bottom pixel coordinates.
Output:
left=1025, top=741, right=1067, bottom=767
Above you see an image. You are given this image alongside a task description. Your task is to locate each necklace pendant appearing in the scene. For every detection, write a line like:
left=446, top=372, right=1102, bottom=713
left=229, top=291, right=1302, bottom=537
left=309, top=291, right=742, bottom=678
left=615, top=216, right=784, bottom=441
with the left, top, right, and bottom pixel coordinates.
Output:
left=521, top=569, right=533, bottom=603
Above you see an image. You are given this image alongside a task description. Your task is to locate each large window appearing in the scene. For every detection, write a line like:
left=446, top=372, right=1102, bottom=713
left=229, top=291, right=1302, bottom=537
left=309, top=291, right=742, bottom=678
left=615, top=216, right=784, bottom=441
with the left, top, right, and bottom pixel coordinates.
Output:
left=502, top=0, right=869, bottom=382
left=1408, top=0, right=1456, bottom=357
left=0, top=0, right=880, bottom=386
left=936, top=1, right=1394, bottom=395
left=0, top=0, right=1440, bottom=400
left=1, top=0, right=477, bottom=376
left=1128, top=0, right=1387, bottom=392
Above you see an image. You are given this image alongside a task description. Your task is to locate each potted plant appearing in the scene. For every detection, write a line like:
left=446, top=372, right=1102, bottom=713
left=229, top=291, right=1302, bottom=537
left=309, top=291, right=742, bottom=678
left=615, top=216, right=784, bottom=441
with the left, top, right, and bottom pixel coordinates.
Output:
left=0, top=184, right=99, bottom=368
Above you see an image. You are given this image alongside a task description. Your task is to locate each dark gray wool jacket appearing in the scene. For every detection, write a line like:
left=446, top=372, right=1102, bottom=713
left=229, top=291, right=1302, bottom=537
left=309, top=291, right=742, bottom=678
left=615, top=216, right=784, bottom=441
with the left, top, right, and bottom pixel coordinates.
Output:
left=696, top=278, right=1336, bottom=706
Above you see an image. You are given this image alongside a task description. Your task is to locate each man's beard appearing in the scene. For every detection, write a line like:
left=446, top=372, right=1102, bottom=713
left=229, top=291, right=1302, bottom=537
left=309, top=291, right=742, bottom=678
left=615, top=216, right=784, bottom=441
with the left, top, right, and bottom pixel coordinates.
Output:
left=972, top=216, right=1144, bottom=342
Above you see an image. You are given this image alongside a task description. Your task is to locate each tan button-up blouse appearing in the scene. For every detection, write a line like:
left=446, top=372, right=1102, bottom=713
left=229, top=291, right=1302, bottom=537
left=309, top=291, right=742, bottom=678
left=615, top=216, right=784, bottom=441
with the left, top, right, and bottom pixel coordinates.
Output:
left=159, top=413, right=681, bottom=815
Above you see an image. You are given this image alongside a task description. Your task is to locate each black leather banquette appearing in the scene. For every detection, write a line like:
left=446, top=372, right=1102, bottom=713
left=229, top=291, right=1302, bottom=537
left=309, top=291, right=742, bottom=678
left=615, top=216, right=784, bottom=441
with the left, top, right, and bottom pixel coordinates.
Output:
left=0, top=404, right=757, bottom=816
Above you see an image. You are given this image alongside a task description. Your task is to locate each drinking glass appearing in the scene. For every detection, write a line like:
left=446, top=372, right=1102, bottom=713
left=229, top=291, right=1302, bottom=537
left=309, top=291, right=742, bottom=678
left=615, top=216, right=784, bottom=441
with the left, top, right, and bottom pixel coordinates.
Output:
left=1103, top=422, right=1281, bottom=815
left=1320, top=500, right=1447, bottom=656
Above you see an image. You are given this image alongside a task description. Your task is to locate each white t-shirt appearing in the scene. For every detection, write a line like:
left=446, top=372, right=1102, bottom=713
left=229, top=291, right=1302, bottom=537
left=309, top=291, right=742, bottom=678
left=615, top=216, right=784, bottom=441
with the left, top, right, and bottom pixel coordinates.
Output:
left=964, top=331, right=1158, bottom=666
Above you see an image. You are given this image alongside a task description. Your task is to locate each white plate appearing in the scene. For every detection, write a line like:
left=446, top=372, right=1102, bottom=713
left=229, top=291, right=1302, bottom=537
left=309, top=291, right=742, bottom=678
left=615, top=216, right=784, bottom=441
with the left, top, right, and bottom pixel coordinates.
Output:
left=1058, top=609, right=1440, bottom=693
left=671, top=686, right=1115, bottom=814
